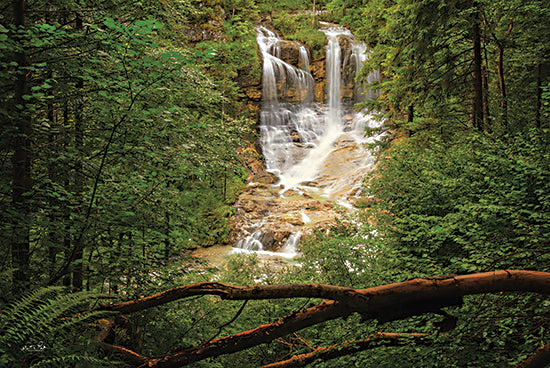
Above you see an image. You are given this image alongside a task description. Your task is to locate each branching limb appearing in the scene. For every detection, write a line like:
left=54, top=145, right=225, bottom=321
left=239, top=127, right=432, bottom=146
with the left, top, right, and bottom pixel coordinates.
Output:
left=97, top=270, right=550, bottom=318
left=258, top=333, right=429, bottom=368
left=96, top=282, right=356, bottom=314
left=208, top=300, right=249, bottom=342
left=99, top=342, right=148, bottom=366
left=139, top=301, right=350, bottom=368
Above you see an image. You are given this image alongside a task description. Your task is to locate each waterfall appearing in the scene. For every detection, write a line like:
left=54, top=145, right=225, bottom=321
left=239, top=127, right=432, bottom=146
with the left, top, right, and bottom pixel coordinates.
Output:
left=280, top=27, right=351, bottom=189
left=325, top=28, right=348, bottom=124
left=232, top=25, right=383, bottom=257
left=256, top=27, right=317, bottom=174
left=299, top=46, right=310, bottom=71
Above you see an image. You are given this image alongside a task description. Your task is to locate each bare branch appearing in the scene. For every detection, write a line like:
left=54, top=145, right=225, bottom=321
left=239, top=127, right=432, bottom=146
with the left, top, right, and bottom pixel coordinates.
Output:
left=98, top=270, right=550, bottom=316
left=99, top=343, right=148, bottom=366
left=140, top=301, right=349, bottom=368
left=259, top=333, right=429, bottom=368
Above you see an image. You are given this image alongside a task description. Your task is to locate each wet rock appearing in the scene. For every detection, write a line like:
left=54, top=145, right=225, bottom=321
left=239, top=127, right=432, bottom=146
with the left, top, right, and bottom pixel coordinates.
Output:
left=278, top=40, right=301, bottom=66
left=290, top=129, right=302, bottom=143
left=281, top=214, right=305, bottom=226
left=242, top=144, right=277, bottom=185
left=343, top=114, right=354, bottom=122
left=281, top=188, right=300, bottom=197
left=258, top=231, right=275, bottom=250
left=310, top=56, right=326, bottom=103
left=229, top=183, right=343, bottom=252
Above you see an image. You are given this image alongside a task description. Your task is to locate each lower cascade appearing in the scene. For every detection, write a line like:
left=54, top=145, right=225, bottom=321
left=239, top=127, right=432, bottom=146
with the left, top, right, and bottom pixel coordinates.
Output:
left=230, top=24, right=383, bottom=257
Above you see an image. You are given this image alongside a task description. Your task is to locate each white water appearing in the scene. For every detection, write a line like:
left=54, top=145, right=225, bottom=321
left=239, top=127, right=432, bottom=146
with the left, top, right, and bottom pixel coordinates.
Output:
left=233, top=25, right=382, bottom=257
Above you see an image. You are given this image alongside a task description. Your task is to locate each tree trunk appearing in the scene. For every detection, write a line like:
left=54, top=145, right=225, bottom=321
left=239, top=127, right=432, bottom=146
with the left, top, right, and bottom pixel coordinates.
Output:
left=535, top=63, right=541, bottom=129
left=11, top=0, right=31, bottom=292
left=482, top=43, right=491, bottom=130
left=407, top=103, right=414, bottom=137
left=62, top=102, right=72, bottom=288
left=72, top=68, right=85, bottom=291
left=312, top=0, right=316, bottom=28
left=472, top=19, right=484, bottom=131
left=496, top=46, right=508, bottom=126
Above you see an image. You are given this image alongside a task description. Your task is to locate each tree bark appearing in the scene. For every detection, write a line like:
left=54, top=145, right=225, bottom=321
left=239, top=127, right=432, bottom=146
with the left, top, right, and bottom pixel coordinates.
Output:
left=141, top=301, right=349, bottom=368
left=407, top=103, right=414, bottom=137
left=72, top=19, right=85, bottom=291
left=498, top=46, right=508, bottom=126
left=98, top=270, right=550, bottom=315
left=482, top=14, right=511, bottom=127
left=312, top=0, right=316, bottom=28
left=482, top=43, right=491, bottom=130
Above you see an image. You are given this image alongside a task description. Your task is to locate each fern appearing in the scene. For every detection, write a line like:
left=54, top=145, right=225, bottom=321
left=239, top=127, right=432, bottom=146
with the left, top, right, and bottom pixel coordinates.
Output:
left=28, top=354, right=113, bottom=368
left=0, top=286, right=117, bottom=368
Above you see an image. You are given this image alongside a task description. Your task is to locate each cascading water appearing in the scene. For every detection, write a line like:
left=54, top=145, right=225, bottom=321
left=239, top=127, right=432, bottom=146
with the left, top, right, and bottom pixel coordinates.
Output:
left=298, top=46, right=310, bottom=71
left=232, top=25, right=383, bottom=257
left=256, top=27, right=318, bottom=175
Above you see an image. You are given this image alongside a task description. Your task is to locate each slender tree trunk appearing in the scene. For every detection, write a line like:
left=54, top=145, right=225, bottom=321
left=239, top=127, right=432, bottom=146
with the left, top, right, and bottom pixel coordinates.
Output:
left=482, top=43, right=491, bottom=130
left=11, top=0, right=31, bottom=292
left=46, top=77, right=60, bottom=279
left=72, top=124, right=84, bottom=289
left=312, top=0, right=316, bottom=28
left=72, top=58, right=85, bottom=290
left=482, top=14, right=511, bottom=128
left=472, top=19, right=484, bottom=131
left=62, top=102, right=72, bottom=287
left=497, top=46, right=508, bottom=126
left=535, top=63, right=541, bottom=129
left=407, top=104, right=414, bottom=137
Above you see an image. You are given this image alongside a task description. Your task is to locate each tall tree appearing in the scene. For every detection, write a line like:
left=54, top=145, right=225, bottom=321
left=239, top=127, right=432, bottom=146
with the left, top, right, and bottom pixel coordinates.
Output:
left=10, top=0, right=31, bottom=292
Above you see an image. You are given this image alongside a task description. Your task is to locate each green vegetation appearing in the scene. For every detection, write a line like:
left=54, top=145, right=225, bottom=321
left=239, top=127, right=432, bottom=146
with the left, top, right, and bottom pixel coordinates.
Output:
left=1, top=0, right=549, bottom=367
left=0, top=0, right=257, bottom=293
left=272, top=11, right=325, bottom=53
left=0, top=287, right=112, bottom=367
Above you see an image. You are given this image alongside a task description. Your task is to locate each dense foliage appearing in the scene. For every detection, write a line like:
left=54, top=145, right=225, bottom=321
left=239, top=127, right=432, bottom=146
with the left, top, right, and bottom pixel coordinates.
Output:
left=0, top=0, right=256, bottom=295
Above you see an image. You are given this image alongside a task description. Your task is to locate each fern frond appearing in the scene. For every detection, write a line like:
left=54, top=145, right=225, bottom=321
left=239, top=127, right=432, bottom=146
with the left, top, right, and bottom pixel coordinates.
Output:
left=29, top=354, right=115, bottom=367
left=0, top=286, right=64, bottom=332
left=0, top=286, right=118, bottom=368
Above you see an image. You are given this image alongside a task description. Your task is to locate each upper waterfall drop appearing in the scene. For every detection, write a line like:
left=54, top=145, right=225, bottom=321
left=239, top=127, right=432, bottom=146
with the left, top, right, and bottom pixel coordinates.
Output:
left=256, top=27, right=317, bottom=175
left=324, top=28, right=348, bottom=124
left=257, top=24, right=380, bottom=194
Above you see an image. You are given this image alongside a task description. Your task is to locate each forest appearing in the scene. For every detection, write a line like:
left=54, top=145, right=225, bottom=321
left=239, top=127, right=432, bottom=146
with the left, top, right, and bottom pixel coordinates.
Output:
left=1, top=0, right=549, bottom=367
